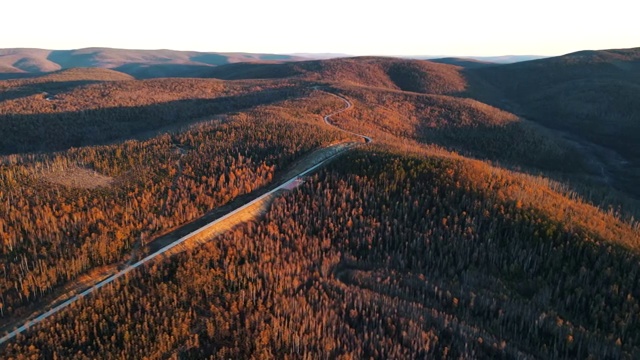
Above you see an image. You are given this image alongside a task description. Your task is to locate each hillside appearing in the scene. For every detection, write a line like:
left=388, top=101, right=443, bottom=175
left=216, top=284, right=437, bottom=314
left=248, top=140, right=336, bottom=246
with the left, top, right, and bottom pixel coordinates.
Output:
left=0, top=68, right=134, bottom=89
left=469, top=48, right=640, bottom=101
left=0, top=68, right=134, bottom=107
left=0, top=48, right=61, bottom=74
left=0, top=88, right=350, bottom=324
left=0, top=48, right=303, bottom=79
left=408, top=55, right=548, bottom=63
left=330, top=85, right=586, bottom=173
left=0, top=73, right=306, bottom=153
left=468, top=47, right=640, bottom=197
left=1, top=48, right=639, bottom=358
left=209, top=57, right=468, bottom=94
left=428, top=57, right=494, bottom=69
left=4, top=146, right=639, bottom=358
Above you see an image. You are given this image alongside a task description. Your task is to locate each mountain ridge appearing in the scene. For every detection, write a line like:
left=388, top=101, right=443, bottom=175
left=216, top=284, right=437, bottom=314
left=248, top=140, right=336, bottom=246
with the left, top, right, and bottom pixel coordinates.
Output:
left=0, top=47, right=553, bottom=79
left=0, top=47, right=306, bottom=78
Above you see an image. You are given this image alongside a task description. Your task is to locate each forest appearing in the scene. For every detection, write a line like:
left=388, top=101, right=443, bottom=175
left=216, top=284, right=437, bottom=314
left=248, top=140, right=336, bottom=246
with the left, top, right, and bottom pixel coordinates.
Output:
left=3, top=148, right=639, bottom=358
left=0, top=87, right=349, bottom=323
left=1, top=49, right=639, bottom=358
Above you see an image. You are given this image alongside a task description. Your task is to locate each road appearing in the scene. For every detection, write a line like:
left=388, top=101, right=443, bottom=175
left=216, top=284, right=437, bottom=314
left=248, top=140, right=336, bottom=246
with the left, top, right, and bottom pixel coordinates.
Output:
left=323, top=92, right=372, bottom=143
left=0, top=90, right=369, bottom=345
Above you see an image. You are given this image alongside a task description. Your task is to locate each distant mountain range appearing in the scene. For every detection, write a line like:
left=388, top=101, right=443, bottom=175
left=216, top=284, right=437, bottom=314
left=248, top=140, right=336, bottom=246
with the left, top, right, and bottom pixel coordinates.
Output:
left=408, top=54, right=548, bottom=64
left=0, top=47, right=549, bottom=79
left=0, top=48, right=305, bottom=79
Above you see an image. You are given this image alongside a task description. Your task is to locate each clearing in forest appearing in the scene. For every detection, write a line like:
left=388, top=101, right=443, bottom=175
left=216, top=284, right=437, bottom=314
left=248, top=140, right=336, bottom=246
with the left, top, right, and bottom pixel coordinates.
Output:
left=42, top=165, right=114, bottom=189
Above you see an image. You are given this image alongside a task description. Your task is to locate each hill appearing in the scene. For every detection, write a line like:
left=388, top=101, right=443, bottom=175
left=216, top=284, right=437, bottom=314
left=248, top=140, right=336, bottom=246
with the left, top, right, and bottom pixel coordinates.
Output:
left=0, top=48, right=303, bottom=79
left=3, top=67, right=134, bottom=84
left=4, top=145, right=639, bottom=358
left=470, top=48, right=640, bottom=98
left=0, top=76, right=304, bottom=153
left=410, top=54, right=547, bottom=63
left=209, top=57, right=468, bottom=94
left=1, top=47, right=640, bottom=359
left=0, top=48, right=61, bottom=74
left=428, top=57, right=494, bottom=68
left=468, top=54, right=548, bottom=63
left=0, top=67, right=135, bottom=104
left=468, top=47, right=640, bottom=197
left=330, top=85, right=586, bottom=173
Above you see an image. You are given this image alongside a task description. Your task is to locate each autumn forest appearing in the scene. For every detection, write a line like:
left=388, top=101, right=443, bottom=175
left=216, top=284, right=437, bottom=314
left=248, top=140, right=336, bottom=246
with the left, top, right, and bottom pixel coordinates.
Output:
left=1, top=47, right=640, bottom=359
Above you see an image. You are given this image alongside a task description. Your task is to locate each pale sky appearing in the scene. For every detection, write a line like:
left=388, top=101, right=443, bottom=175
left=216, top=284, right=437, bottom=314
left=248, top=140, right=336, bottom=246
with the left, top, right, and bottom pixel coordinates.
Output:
left=2, top=0, right=637, bottom=56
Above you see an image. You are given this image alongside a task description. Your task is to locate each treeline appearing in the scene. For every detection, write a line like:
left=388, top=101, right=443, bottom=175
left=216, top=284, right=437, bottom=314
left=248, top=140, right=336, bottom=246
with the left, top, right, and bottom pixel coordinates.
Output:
left=4, top=147, right=639, bottom=358
left=0, top=93, right=348, bottom=321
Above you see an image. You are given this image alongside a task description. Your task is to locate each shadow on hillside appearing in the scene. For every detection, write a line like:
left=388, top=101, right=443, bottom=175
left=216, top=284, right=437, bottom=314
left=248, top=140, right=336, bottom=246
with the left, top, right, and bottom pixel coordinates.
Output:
left=206, top=62, right=300, bottom=80
left=0, top=80, right=102, bottom=102
left=46, top=50, right=98, bottom=68
left=460, top=61, right=640, bottom=143
left=416, top=119, right=640, bottom=201
left=0, top=72, right=44, bottom=81
left=0, top=88, right=295, bottom=155
left=259, top=54, right=298, bottom=61
left=456, top=68, right=523, bottom=115
left=416, top=120, right=589, bottom=173
left=115, top=63, right=217, bottom=79
left=191, top=53, right=230, bottom=66
left=459, top=64, right=640, bottom=170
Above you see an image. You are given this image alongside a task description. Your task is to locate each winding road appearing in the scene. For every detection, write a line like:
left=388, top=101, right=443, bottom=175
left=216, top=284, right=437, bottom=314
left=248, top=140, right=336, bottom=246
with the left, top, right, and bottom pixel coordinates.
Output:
left=0, top=90, right=370, bottom=345
left=323, top=92, right=372, bottom=143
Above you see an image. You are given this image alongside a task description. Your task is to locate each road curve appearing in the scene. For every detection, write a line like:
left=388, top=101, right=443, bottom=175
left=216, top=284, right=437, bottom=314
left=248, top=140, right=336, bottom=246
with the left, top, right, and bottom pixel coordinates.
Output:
left=322, top=92, right=372, bottom=143
left=0, top=91, right=369, bottom=346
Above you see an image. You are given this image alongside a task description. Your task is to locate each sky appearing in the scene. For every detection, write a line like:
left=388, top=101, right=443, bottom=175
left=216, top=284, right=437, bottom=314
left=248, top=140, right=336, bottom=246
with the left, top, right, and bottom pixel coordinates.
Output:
left=2, top=0, right=638, bottom=56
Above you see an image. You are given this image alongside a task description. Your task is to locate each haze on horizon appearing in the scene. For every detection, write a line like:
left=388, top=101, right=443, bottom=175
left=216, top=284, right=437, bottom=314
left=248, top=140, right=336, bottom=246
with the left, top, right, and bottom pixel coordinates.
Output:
left=3, top=0, right=638, bottom=57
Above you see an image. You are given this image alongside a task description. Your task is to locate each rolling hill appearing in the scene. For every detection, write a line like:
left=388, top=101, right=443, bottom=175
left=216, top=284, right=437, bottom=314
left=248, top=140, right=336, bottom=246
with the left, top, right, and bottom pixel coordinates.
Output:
left=208, top=57, right=468, bottom=94
left=428, top=57, right=494, bottom=68
left=1, top=46, right=639, bottom=359
left=0, top=68, right=134, bottom=87
left=0, top=68, right=135, bottom=103
left=467, top=47, right=640, bottom=197
left=0, top=48, right=304, bottom=79
left=206, top=55, right=630, bottom=197
left=410, top=54, right=548, bottom=63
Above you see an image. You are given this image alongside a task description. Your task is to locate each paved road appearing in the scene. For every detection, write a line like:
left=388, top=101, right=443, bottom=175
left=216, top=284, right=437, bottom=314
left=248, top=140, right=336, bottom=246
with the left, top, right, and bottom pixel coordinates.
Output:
left=0, top=91, right=369, bottom=345
left=323, top=92, right=372, bottom=143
